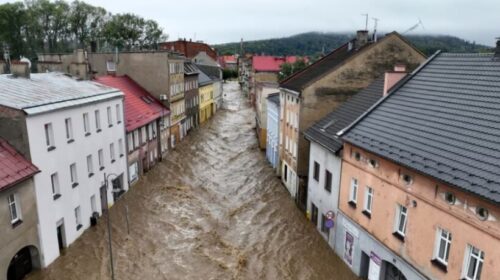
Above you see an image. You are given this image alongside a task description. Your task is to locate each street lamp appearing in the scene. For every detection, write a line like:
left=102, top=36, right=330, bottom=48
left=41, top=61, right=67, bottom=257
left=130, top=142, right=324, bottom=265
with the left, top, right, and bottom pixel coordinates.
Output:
left=103, top=172, right=120, bottom=280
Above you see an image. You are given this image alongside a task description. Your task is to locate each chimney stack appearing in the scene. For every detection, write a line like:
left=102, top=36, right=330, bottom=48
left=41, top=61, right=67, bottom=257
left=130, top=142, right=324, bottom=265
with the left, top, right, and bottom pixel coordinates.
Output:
left=495, top=38, right=500, bottom=58
left=383, top=64, right=407, bottom=96
left=11, top=61, right=30, bottom=79
left=355, top=30, right=369, bottom=49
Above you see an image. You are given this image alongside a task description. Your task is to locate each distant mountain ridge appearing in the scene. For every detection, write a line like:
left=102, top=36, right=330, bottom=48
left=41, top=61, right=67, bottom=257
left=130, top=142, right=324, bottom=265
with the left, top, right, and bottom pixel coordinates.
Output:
left=214, top=32, right=491, bottom=57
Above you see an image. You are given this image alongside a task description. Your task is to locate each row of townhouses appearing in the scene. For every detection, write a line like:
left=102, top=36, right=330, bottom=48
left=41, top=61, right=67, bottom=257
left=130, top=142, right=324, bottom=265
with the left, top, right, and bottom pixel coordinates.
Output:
left=256, top=30, right=500, bottom=280
left=0, top=39, right=224, bottom=279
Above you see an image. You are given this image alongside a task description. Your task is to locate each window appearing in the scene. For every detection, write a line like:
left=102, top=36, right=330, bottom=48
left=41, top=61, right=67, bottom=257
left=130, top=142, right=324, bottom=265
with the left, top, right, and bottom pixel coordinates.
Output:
left=324, top=170, right=332, bottom=192
left=118, top=139, right=124, bottom=157
left=141, top=127, right=147, bottom=144
left=401, top=173, right=413, bottom=185
left=321, top=214, right=329, bottom=233
left=70, top=163, right=78, bottom=187
left=353, top=151, right=361, bottom=161
left=107, top=106, right=113, bottom=127
left=65, top=118, right=73, bottom=142
left=368, top=158, right=379, bottom=168
left=148, top=123, right=153, bottom=141
left=476, top=207, right=489, bottom=221
left=363, top=187, right=374, bottom=215
left=444, top=192, right=456, bottom=205
left=433, top=228, right=452, bottom=266
left=311, top=203, right=318, bottom=226
left=133, top=130, right=139, bottom=148
left=87, top=155, right=94, bottom=177
left=462, top=245, right=484, bottom=280
left=127, top=133, right=134, bottom=152
left=83, top=113, right=90, bottom=136
left=116, top=104, right=121, bottom=123
left=98, top=149, right=104, bottom=170
left=349, top=178, right=358, bottom=206
left=51, top=173, right=61, bottom=199
left=394, top=204, right=408, bottom=239
left=90, top=195, right=97, bottom=213
left=8, top=193, right=21, bottom=224
left=75, top=206, right=82, bottom=230
left=313, top=161, right=320, bottom=181
left=44, top=123, right=55, bottom=150
left=95, top=110, right=101, bottom=132
left=110, top=143, right=115, bottom=163
left=152, top=123, right=157, bottom=138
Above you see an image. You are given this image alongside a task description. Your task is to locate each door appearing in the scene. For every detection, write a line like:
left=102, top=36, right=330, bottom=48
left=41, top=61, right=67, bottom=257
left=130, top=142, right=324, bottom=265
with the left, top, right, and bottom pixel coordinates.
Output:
left=7, top=247, right=33, bottom=280
left=56, top=223, right=66, bottom=252
left=384, top=262, right=407, bottom=280
left=311, top=203, right=318, bottom=226
left=100, top=185, right=107, bottom=212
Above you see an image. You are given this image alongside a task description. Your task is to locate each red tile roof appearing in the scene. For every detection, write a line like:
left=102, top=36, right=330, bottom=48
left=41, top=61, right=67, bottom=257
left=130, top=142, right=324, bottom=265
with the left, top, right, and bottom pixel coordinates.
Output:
left=95, top=76, right=170, bottom=132
left=252, top=56, right=305, bottom=72
left=0, top=138, right=39, bottom=191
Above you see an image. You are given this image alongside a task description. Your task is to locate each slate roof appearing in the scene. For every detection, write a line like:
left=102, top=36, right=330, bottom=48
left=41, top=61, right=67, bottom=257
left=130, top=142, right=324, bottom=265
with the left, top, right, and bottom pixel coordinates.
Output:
left=341, top=52, right=500, bottom=204
left=198, top=68, right=213, bottom=86
left=184, top=61, right=200, bottom=76
left=267, top=92, right=280, bottom=105
left=196, top=64, right=222, bottom=81
left=0, top=72, right=122, bottom=115
left=0, top=138, right=39, bottom=191
left=95, top=76, right=170, bottom=132
left=305, top=77, right=385, bottom=153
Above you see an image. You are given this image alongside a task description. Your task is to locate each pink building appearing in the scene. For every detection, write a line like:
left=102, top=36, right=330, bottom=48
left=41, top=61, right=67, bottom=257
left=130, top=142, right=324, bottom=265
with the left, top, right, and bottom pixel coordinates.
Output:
left=336, top=50, right=500, bottom=280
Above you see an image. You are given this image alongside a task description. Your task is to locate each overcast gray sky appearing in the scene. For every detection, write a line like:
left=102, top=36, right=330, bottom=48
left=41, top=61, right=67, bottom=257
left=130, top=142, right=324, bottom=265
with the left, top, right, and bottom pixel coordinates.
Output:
left=3, top=0, right=499, bottom=46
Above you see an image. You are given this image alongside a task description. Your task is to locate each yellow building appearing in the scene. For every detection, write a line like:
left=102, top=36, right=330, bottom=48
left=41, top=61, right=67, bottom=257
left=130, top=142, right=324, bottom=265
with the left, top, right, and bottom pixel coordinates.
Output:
left=199, top=83, right=214, bottom=124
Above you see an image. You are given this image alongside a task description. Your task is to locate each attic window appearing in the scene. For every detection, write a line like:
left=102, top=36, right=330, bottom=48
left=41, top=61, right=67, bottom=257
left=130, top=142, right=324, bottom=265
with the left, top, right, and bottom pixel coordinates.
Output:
left=141, top=96, right=152, bottom=104
left=476, top=207, right=489, bottom=221
left=444, top=192, right=456, bottom=205
left=401, top=174, right=413, bottom=185
left=368, top=159, right=379, bottom=168
left=353, top=151, right=361, bottom=161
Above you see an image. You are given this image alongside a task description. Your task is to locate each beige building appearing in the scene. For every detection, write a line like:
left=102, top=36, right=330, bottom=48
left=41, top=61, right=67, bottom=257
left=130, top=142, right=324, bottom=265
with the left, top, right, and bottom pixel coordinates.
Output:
left=0, top=138, right=41, bottom=280
left=278, top=31, right=426, bottom=210
left=255, top=82, right=279, bottom=149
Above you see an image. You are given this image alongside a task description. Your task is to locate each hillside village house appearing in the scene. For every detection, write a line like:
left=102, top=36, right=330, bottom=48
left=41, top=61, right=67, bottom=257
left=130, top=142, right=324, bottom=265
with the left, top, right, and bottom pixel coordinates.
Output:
left=168, top=55, right=187, bottom=147
left=219, top=55, right=238, bottom=71
left=255, top=82, right=279, bottom=149
left=198, top=69, right=215, bottom=124
left=95, top=76, right=170, bottom=184
left=197, top=64, right=223, bottom=111
left=278, top=31, right=426, bottom=210
left=0, top=138, right=41, bottom=280
left=303, top=67, right=406, bottom=253
left=336, top=50, right=500, bottom=280
left=0, top=68, right=128, bottom=268
left=266, top=93, right=280, bottom=170
left=184, top=62, right=200, bottom=132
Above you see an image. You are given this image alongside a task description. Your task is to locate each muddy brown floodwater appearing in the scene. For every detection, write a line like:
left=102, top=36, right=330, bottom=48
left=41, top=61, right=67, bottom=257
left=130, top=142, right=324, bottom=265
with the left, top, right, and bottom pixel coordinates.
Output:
left=27, top=81, right=358, bottom=280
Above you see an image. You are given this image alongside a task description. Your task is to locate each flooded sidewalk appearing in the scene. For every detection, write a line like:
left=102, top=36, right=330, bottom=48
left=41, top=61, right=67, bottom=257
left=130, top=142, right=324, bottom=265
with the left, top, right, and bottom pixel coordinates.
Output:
left=28, top=81, right=358, bottom=280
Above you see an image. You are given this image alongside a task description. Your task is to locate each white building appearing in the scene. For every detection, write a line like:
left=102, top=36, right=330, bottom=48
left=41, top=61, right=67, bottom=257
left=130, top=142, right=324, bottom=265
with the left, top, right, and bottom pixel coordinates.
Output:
left=303, top=77, right=386, bottom=251
left=0, top=70, right=128, bottom=267
left=266, top=93, right=280, bottom=169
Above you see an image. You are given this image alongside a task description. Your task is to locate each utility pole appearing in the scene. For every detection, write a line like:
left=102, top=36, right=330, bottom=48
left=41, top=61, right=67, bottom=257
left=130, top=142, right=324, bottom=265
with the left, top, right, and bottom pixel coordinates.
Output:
left=361, top=13, right=369, bottom=30
left=372, top=17, right=380, bottom=42
left=104, top=173, right=115, bottom=280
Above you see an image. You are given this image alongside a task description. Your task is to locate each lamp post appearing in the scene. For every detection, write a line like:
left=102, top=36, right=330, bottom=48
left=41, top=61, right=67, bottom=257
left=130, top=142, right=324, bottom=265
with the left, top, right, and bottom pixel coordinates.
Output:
left=104, top=172, right=118, bottom=280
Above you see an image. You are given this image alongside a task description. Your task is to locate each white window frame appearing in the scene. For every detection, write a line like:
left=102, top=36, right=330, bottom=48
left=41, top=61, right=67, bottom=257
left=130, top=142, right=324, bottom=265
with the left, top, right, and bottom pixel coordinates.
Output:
left=98, top=149, right=104, bottom=169
left=83, top=112, right=90, bottom=134
left=75, top=206, right=82, bottom=229
left=107, top=106, right=113, bottom=126
left=95, top=109, right=101, bottom=131
left=8, top=193, right=21, bottom=223
left=349, top=178, right=358, bottom=204
left=70, top=163, right=78, bottom=186
left=110, top=143, right=115, bottom=162
left=394, top=204, right=408, bottom=237
left=44, top=123, right=55, bottom=148
left=118, top=139, right=124, bottom=156
left=90, top=195, right=97, bottom=213
left=51, top=173, right=60, bottom=198
left=65, top=118, right=73, bottom=141
left=433, top=228, right=452, bottom=266
left=462, top=245, right=484, bottom=280
left=364, top=186, right=373, bottom=213
left=87, top=155, right=93, bottom=175
left=127, top=133, right=134, bottom=152
left=116, top=104, right=121, bottom=123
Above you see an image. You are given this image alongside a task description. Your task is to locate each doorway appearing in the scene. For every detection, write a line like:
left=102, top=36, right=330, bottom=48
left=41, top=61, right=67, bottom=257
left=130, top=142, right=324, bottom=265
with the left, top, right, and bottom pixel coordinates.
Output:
left=384, top=262, right=407, bottom=280
left=56, top=220, right=66, bottom=253
left=7, top=246, right=39, bottom=280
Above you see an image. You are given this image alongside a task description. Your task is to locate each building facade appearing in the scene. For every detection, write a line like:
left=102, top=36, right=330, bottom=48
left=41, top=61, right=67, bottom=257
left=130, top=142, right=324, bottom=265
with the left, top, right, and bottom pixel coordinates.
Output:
left=0, top=138, right=41, bottom=280
left=337, top=51, right=500, bottom=280
left=265, top=93, right=280, bottom=170
left=184, top=62, right=200, bottom=132
left=168, top=55, right=186, bottom=147
left=95, top=76, right=170, bottom=185
left=255, top=82, right=279, bottom=149
left=279, top=31, right=426, bottom=210
left=159, top=39, right=217, bottom=61
left=0, top=71, right=128, bottom=267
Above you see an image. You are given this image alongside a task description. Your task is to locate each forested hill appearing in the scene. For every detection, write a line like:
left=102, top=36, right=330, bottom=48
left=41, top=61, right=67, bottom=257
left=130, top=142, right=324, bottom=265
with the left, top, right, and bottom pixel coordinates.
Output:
left=215, top=32, right=491, bottom=57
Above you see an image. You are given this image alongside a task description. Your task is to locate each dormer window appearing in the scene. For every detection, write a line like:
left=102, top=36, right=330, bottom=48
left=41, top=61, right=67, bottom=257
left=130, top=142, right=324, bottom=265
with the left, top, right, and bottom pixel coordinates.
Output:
left=368, top=159, right=379, bottom=168
left=476, top=207, right=489, bottom=221
left=444, top=192, right=456, bottom=205
left=353, top=151, right=361, bottom=161
left=401, top=173, right=413, bottom=185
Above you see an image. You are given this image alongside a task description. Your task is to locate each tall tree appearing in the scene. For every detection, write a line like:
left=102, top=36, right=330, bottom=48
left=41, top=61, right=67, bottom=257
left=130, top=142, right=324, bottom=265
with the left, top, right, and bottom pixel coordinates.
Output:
left=0, top=2, right=28, bottom=59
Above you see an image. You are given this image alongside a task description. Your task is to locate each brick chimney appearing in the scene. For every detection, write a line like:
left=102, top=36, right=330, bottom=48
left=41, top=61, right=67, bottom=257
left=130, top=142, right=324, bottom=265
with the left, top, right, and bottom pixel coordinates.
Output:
left=355, top=30, right=370, bottom=49
left=383, top=64, right=407, bottom=96
left=11, top=61, right=30, bottom=79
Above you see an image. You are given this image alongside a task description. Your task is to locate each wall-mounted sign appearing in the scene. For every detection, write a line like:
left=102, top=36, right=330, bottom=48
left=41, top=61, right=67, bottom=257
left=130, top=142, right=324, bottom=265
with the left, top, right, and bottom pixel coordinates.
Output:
left=368, top=251, right=382, bottom=280
left=326, top=210, right=335, bottom=220
left=344, top=231, right=354, bottom=266
left=325, top=219, right=334, bottom=229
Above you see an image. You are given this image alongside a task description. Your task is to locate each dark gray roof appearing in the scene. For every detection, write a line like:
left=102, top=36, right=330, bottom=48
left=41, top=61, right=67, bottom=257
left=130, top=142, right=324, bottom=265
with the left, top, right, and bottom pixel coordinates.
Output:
left=184, top=61, right=199, bottom=76
left=196, top=64, right=221, bottom=81
left=305, top=76, right=385, bottom=153
left=267, top=92, right=280, bottom=105
left=342, top=52, right=500, bottom=204
left=198, top=68, right=213, bottom=86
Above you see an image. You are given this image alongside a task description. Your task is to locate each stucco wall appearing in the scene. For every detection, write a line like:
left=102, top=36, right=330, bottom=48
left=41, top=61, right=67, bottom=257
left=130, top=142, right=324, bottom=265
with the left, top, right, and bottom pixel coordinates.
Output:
left=0, top=179, right=41, bottom=279
left=266, top=100, right=279, bottom=169
left=339, top=142, right=500, bottom=279
left=0, top=106, right=31, bottom=160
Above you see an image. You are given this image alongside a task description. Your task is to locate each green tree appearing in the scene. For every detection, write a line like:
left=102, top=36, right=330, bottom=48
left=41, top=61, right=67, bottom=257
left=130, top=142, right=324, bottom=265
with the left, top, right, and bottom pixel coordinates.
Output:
left=0, top=2, right=28, bottom=59
left=69, top=1, right=107, bottom=48
left=279, top=59, right=307, bottom=81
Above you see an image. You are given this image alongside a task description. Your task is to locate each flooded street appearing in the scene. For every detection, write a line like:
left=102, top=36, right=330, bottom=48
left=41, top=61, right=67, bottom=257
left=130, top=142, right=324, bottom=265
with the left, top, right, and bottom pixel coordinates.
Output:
left=28, top=81, right=358, bottom=280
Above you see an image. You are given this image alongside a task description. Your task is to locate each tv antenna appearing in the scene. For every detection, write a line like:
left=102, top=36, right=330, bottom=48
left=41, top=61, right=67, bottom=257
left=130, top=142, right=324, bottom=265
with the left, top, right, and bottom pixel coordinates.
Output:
left=372, top=17, right=380, bottom=42
left=361, top=13, right=369, bottom=30
left=403, top=18, right=425, bottom=34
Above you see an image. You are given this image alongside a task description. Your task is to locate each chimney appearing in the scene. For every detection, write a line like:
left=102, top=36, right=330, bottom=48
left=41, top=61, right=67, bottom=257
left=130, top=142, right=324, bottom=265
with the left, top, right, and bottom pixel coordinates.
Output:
left=495, top=38, right=500, bottom=58
left=383, top=64, right=407, bottom=96
left=355, top=30, right=369, bottom=49
left=10, top=61, right=30, bottom=79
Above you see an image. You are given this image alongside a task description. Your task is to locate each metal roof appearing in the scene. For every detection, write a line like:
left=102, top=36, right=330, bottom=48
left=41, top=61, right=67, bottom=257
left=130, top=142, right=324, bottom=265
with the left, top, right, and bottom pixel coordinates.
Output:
left=0, top=72, right=122, bottom=115
left=342, top=52, right=500, bottom=204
